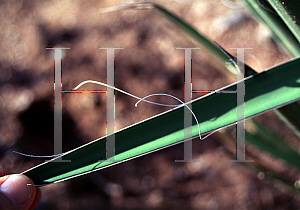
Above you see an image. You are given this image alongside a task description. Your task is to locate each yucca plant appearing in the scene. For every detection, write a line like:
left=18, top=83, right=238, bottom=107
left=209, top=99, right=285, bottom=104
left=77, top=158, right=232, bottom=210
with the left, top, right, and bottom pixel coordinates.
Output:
left=2, top=0, right=300, bottom=209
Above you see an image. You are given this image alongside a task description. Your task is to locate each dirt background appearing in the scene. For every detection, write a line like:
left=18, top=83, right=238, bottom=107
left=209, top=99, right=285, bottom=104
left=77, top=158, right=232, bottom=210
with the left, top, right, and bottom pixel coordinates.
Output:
left=0, top=0, right=300, bottom=209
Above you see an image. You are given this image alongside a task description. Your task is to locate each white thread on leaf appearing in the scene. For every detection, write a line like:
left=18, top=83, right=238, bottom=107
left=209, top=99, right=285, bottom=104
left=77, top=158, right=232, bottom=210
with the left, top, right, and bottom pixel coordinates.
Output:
left=17, top=75, right=262, bottom=185
left=13, top=151, right=67, bottom=158
left=75, top=80, right=203, bottom=139
left=14, top=80, right=207, bottom=159
left=73, top=80, right=177, bottom=107
left=135, top=93, right=202, bottom=140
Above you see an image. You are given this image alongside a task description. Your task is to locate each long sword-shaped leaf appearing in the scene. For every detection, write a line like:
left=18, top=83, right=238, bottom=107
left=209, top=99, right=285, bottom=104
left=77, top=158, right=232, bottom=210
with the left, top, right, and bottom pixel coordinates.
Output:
left=242, top=0, right=300, bottom=138
left=218, top=129, right=300, bottom=194
left=22, top=57, right=300, bottom=186
left=213, top=41, right=257, bottom=77
left=243, top=0, right=300, bottom=57
left=215, top=41, right=300, bottom=138
left=273, top=104, right=300, bottom=138
left=100, top=2, right=238, bottom=72
left=148, top=2, right=300, bottom=139
left=267, top=0, right=300, bottom=44
left=246, top=120, right=300, bottom=170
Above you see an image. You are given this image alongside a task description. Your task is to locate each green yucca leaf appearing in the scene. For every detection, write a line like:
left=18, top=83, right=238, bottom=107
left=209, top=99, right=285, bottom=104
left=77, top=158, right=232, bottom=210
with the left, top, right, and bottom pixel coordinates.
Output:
left=147, top=1, right=300, bottom=138
left=243, top=0, right=300, bottom=57
left=246, top=120, right=300, bottom=170
left=214, top=42, right=300, bottom=138
left=110, top=2, right=239, bottom=72
left=22, top=57, right=300, bottom=186
left=273, top=104, right=300, bottom=139
left=221, top=128, right=300, bottom=193
left=267, top=0, right=300, bottom=44
left=223, top=0, right=300, bottom=138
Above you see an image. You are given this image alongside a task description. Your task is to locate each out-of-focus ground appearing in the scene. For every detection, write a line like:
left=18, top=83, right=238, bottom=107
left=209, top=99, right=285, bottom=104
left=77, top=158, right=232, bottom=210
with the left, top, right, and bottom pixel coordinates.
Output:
left=0, top=0, right=300, bottom=209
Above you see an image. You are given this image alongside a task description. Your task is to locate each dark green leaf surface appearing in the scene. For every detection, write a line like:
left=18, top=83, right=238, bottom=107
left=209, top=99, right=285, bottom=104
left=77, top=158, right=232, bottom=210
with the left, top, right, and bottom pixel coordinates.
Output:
left=215, top=42, right=300, bottom=139
left=274, top=103, right=300, bottom=139
left=244, top=0, right=300, bottom=57
left=148, top=3, right=238, bottom=72
left=22, top=57, right=300, bottom=186
left=267, top=0, right=300, bottom=44
left=246, top=120, right=300, bottom=170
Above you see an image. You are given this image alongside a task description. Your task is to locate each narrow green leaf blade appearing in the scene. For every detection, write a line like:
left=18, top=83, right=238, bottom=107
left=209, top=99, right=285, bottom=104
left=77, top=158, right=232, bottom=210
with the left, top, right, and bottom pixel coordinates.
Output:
left=274, top=103, right=300, bottom=139
left=22, top=57, right=300, bottom=186
left=246, top=120, right=300, bottom=170
left=215, top=42, right=300, bottom=139
left=267, top=0, right=300, bottom=44
left=148, top=3, right=237, bottom=71
left=244, top=0, right=300, bottom=57
left=213, top=41, right=257, bottom=77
